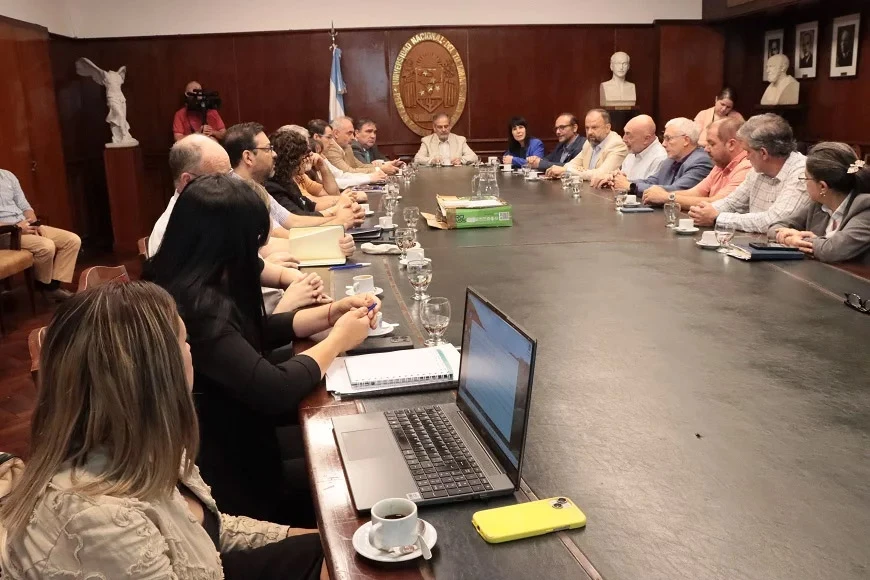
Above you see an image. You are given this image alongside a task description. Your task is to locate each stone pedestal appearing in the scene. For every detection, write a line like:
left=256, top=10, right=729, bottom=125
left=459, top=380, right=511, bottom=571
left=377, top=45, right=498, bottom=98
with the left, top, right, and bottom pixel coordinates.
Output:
left=607, top=108, right=641, bottom=135
left=103, top=145, right=148, bottom=255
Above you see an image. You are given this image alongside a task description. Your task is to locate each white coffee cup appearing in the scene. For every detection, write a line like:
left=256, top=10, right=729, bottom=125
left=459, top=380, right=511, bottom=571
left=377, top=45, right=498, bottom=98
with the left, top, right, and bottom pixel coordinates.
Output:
left=678, top=218, right=695, bottom=230
left=488, top=156, right=498, bottom=165
left=368, top=497, right=419, bottom=550
left=624, top=194, right=637, bottom=205
left=527, top=171, right=539, bottom=180
left=501, top=164, right=512, bottom=172
left=700, top=231, right=719, bottom=245
left=360, top=203, right=370, bottom=213
left=368, top=311, right=383, bottom=335
left=349, top=274, right=375, bottom=294
left=379, top=216, right=393, bottom=228
left=405, top=247, right=425, bottom=262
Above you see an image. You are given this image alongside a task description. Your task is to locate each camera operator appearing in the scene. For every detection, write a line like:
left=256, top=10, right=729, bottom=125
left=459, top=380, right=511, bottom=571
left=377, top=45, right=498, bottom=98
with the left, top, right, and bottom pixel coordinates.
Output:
left=172, top=80, right=226, bottom=142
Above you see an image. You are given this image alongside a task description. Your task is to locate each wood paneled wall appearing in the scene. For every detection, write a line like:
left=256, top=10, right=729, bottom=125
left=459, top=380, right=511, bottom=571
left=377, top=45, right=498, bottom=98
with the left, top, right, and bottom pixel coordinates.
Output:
left=722, top=0, right=870, bottom=145
left=49, top=23, right=724, bottom=246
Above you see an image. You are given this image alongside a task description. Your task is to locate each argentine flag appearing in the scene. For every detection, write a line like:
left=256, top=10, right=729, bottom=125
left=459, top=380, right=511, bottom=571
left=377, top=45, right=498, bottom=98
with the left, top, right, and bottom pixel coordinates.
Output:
left=329, top=47, right=346, bottom=121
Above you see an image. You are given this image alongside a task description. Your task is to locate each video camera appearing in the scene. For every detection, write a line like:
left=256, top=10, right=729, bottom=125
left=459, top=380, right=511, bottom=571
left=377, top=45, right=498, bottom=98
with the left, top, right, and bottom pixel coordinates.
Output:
left=185, top=89, right=222, bottom=117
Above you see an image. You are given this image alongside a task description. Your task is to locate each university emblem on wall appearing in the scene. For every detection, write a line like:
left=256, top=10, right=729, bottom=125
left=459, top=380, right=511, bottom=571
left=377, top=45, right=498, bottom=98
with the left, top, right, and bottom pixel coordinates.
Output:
left=392, top=33, right=467, bottom=137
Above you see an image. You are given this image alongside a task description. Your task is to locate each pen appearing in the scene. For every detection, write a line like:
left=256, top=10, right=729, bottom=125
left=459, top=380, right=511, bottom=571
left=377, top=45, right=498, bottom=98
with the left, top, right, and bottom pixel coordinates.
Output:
left=367, top=302, right=378, bottom=312
left=329, top=263, right=371, bottom=271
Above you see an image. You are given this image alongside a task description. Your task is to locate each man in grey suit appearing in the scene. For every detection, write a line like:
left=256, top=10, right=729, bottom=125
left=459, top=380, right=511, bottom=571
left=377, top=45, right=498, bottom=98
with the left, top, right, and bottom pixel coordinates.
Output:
left=611, top=117, right=713, bottom=197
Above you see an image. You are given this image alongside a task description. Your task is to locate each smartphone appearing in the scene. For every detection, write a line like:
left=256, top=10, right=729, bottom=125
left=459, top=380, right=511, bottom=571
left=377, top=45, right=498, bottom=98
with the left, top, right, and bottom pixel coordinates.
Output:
left=346, top=336, right=414, bottom=355
left=749, top=242, right=801, bottom=251
left=472, top=497, right=586, bottom=544
left=29, top=220, right=41, bottom=227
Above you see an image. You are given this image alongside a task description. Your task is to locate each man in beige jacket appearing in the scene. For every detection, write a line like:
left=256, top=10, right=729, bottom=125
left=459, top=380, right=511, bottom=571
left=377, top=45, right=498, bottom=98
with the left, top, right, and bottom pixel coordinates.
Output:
left=546, top=109, right=628, bottom=180
left=414, top=113, right=479, bottom=166
left=324, top=116, right=400, bottom=175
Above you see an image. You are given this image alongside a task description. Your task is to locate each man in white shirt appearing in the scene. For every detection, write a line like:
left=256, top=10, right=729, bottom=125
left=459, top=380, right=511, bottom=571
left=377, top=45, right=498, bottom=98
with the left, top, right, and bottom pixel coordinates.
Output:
left=591, top=114, right=666, bottom=187
left=414, top=113, right=478, bottom=166
left=689, top=113, right=810, bottom=232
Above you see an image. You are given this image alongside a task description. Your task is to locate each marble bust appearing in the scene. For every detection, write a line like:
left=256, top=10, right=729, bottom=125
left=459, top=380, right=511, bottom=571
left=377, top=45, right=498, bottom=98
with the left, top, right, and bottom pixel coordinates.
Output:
left=75, top=58, right=139, bottom=148
left=600, top=51, right=636, bottom=108
left=760, top=54, right=799, bottom=106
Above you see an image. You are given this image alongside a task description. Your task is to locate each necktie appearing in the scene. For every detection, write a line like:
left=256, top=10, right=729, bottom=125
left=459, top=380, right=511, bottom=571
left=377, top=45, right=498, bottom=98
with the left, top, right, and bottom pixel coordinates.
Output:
left=667, top=161, right=683, bottom=185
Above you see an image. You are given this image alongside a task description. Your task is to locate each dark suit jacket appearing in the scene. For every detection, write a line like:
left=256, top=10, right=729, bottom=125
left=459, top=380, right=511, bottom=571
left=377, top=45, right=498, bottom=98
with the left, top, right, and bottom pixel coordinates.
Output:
left=537, top=135, right=585, bottom=170
left=264, top=179, right=321, bottom=217
left=632, top=147, right=714, bottom=194
left=352, top=141, right=386, bottom=164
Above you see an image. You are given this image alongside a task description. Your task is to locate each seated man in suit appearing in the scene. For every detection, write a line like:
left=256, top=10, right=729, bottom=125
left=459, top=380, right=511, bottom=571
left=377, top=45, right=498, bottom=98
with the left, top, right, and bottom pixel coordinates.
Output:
left=352, top=118, right=387, bottom=164
left=325, top=116, right=400, bottom=175
left=689, top=113, right=810, bottom=233
left=305, top=120, right=386, bottom=188
left=527, top=113, right=585, bottom=171
left=546, top=109, right=628, bottom=180
left=605, top=117, right=713, bottom=197
left=592, top=114, right=667, bottom=188
left=643, top=118, right=751, bottom=208
left=414, top=113, right=479, bottom=166
left=0, top=169, right=81, bottom=301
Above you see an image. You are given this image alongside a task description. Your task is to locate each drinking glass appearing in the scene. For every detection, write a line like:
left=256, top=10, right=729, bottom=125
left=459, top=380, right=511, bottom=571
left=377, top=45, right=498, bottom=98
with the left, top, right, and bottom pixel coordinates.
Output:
left=663, top=201, right=681, bottom=228
left=570, top=176, right=582, bottom=198
left=407, top=259, right=432, bottom=301
left=521, top=162, right=531, bottom=179
left=403, top=206, right=420, bottom=230
left=383, top=194, right=399, bottom=218
left=421, top=297, right=451, bottom=346
left=395, top=228, right=416, bottom=261
left=560, top=173, right=571, bottom=190
left=615, top=193, right=627, bottom=208
left=715, top=222, right=736, bottom=254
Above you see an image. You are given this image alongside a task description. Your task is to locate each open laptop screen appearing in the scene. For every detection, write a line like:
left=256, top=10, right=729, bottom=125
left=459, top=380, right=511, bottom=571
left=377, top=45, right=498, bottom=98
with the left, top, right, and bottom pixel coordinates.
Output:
left=456, top=287, right=537, bottom=488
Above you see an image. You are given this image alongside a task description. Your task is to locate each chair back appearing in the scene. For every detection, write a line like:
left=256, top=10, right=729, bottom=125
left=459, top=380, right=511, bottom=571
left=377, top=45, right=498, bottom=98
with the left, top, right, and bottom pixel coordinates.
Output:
left=28, top=326, right=46, bottom=382
left=138, top=236, right=150, bottom=260
left=77, top=265, right=130, bottom=293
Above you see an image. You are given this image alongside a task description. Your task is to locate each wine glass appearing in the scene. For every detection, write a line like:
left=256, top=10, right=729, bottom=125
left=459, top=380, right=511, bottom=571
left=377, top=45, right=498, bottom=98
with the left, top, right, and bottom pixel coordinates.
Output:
left=395, top=227, right=416, bottom=261
left=407, top=259, right=432, bottom=301
left=382, top=194, right=399, bottom=218
left=421, top=297, right=451, bottom=346
left=663, top=201, right=681, bottom=228
left=403, top=206, right=420, bottom=230
left=715, top=221, right=736, bottom=254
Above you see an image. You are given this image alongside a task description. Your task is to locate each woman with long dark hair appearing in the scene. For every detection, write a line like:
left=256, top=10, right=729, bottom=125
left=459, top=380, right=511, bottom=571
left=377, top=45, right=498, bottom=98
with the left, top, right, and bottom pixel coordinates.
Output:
left=502, top=116, right=545, bottom=168
left=770, top=142, right=870, bottom=263
left=693, top=87, right=744, bottom=147
left=145, top=174, right=379, bottom=525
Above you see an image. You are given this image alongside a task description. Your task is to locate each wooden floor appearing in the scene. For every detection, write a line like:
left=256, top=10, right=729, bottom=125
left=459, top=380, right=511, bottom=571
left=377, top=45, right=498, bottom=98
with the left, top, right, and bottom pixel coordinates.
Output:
left=0, top=252, right=142, bottom=458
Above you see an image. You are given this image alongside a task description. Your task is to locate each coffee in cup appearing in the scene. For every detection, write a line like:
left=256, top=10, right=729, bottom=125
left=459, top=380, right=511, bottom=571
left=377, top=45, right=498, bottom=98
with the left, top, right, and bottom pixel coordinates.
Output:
left=700, top=231, right=719, bottom=245
left=678, top=218, right=695, bottom=230
left=368, top=497, right=419, bottom=551
left=379, top=216, right=393, bottom=228
left=360, top=203, right=370, bottom=213
left=501, top=164, right=512, bottom=172
left=527, top=171, right=540, bottom=180
left=624, top=194, right=637, bottom=205
left=349, top=274, right=375, bottom=294
left=368, top=311, right=383, bottom=335
left=405, top=247, right=425, bottom=262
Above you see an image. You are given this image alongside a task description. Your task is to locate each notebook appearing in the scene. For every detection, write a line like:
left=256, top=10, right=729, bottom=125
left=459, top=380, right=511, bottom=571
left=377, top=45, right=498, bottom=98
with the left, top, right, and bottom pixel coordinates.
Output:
left=726, top=244, right=805, bottom=261
left=326, top=344, right=460, bottom=398
left=287, top=225, right=347, bottom=267
left=618, top=206, right=654, bottom=213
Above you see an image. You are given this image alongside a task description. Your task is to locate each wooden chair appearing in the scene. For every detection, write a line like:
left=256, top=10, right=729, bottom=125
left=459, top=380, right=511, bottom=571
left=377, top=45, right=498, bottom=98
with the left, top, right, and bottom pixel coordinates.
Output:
left=28, top=326, right=46, bottom=383
left=77, top=265, right=130, bottom=293
left=138, top=236, right=150, bottom=263
left=0, top=224, right=36, bottom=335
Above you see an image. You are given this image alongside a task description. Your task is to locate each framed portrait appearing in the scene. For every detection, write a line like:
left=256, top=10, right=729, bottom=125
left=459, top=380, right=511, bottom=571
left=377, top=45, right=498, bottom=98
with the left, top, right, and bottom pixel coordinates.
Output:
left=763, top=29, right=785, bottom=80
left=830, top=14, right=860, bottom=77
left=794, top=21, right=818, bottom=79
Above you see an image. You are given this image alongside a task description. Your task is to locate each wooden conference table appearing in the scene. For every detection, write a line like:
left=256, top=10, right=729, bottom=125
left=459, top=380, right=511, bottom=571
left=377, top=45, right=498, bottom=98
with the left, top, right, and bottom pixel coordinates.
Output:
left=300, top=167, right=870, bottom=580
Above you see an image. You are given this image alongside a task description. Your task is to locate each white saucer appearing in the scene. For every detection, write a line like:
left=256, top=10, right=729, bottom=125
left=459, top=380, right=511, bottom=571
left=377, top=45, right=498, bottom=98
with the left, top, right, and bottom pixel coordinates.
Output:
left=399, top=257, right=426, bottom=266
left=380, top=223, right=398, bottom=230
left=368, top=321, right=396, bottom=337
left=345, top=286, right=384, bottom=297
left=365, top=210, right=375, bottom=216
left=695, top=240, right=720, bottom=249
left=353, top=519, right=438, bottom=563
left=622, top=202, right=641, bottom=208
left=674, top=227, right=700, bottom=235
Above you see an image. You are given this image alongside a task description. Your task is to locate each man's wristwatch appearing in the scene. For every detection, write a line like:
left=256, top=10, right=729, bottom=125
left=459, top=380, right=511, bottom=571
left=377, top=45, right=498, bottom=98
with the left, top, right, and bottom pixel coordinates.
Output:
left=629, top=183, right=638, bottom=195
left=668, top=192, right=676, bottom=202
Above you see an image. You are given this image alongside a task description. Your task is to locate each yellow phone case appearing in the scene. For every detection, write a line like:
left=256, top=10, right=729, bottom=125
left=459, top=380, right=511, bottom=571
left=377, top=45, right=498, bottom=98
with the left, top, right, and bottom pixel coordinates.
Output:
left=471, top=497, right=587, bottom=543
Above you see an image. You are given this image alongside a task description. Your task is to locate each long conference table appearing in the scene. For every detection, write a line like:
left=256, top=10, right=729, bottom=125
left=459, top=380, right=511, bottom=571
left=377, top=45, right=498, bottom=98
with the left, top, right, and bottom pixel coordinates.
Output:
left=300, top=167, right=870, bottom=580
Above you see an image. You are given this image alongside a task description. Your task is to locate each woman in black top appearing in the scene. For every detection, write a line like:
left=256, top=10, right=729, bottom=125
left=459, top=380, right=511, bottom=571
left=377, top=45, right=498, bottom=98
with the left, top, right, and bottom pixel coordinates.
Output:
left=146, top=174, right=379, bottom=525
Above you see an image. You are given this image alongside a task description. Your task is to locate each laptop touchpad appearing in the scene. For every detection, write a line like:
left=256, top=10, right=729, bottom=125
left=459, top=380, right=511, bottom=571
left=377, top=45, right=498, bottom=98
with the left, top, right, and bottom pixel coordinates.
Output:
left=341, top=429, right=394, bottom=461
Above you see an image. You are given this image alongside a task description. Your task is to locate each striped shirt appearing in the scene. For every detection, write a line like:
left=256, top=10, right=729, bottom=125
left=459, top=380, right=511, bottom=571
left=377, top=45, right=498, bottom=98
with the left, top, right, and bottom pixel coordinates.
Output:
left=0, top=169, right=32, bottom=224
left=712, top=151, right=810, bottom=233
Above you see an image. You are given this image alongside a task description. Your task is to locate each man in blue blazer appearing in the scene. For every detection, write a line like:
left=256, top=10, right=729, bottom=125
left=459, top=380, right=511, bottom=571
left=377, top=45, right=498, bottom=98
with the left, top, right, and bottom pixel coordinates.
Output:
left=528, top=113, right=586, bottom=171
left=611, top=117, right=713, bottom=196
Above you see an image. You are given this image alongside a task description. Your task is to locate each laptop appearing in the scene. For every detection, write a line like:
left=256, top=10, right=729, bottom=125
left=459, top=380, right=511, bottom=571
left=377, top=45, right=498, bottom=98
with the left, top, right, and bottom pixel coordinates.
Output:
left=332, top=287, right=537, bottom=512
left=287, top=224, right=347, bottom=267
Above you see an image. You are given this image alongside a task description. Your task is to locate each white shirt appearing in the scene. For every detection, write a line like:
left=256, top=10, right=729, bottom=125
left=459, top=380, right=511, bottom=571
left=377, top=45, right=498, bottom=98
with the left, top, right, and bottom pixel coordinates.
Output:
left=621, top=140, right=668, bottom=181
left=439, top=140, right=451, bottom=165
left=324, top=158, right=371, bottom=189
left=712, top=152, right=811, bottom=233
left=821, top=198, right=848, bottom=237
left=148, top=192, right=179, bottom=256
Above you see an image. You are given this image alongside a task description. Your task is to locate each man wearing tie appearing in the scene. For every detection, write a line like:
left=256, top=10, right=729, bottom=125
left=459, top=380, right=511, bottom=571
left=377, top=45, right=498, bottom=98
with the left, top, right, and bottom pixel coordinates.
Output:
left=527, top=113, right=585, bottom=171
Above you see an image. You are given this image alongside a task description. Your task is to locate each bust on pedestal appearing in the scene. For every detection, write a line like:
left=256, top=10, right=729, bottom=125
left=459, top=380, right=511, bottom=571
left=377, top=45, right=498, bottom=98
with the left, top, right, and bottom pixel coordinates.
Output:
left=760, top=54, right=800, bottom=106
left=600, top=52, right=637, bottom=109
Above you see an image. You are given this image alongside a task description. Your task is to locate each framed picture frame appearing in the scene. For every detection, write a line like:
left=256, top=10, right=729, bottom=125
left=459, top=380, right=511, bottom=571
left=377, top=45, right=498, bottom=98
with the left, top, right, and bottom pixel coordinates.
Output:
left=794, top=21, right=818, bottom=79
left=763, top=29, right=785, bottom=80
left=830, top=13, right=860, bottom=77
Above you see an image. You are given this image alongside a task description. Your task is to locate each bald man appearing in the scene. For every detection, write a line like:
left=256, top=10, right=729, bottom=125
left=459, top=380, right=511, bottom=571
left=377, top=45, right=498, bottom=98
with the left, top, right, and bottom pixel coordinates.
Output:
left=643, top=118, right=751, bottom=207
left=172, top=80, right=226, bottom=141
left=592, top=115, right=667, bottom=188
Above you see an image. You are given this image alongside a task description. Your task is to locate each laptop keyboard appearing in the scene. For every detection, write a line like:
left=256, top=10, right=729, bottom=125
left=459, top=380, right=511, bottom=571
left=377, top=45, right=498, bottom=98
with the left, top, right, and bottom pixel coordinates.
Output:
left=385, top=406, right=493, bottom=500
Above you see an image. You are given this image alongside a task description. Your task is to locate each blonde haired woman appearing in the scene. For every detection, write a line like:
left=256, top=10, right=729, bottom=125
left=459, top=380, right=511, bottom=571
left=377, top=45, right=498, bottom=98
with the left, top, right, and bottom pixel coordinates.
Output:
left=0, top=281, right=326, bottom=579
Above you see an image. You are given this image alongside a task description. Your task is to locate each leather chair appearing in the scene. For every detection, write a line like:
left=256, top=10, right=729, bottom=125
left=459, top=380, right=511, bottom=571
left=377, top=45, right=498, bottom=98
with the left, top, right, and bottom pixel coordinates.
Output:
left=77, top=265, right=130, bottom=293
left=138, top=236, right=150, bottom=263
left=0, top=224, right=36, bottom=335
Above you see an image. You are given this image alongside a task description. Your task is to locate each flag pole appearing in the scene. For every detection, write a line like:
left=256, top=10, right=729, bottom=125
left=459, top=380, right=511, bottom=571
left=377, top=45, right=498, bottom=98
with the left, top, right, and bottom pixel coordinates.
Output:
left=329, top=21, right=337, bottom=51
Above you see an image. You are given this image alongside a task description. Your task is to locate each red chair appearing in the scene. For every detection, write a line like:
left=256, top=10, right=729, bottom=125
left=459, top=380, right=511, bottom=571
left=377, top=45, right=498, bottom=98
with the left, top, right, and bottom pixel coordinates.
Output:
left=77, top=265, right=130, bottom=293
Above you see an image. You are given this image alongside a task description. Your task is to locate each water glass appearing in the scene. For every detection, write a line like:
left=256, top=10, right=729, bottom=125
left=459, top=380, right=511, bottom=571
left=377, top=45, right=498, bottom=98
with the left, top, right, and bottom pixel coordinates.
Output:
left=403, top=206, right=420, bottom=230
left=407, top=259, right=432, bottom=301
left=715, top=222, right=736, bottom=254
left=395, top=227, right=416, bottom=261
left=570, top=176, right=582, bottom=198
left=383, top=194, right=399, bottom=217
left=663, top=201, right=681, bottom=228
left=560, top=173, right=571, bottom=190
left=521, top=163, right=531, bottom=179
left=421, top=297, right=451, bottom=347
left=615, top=193, right=627, bottom=208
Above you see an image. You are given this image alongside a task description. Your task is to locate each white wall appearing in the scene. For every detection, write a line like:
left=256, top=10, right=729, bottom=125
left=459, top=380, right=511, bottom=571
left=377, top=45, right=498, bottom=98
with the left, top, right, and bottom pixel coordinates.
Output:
left=0, top=0, right=74, bottom=35
left=67, top=0, right=701, bottom=38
